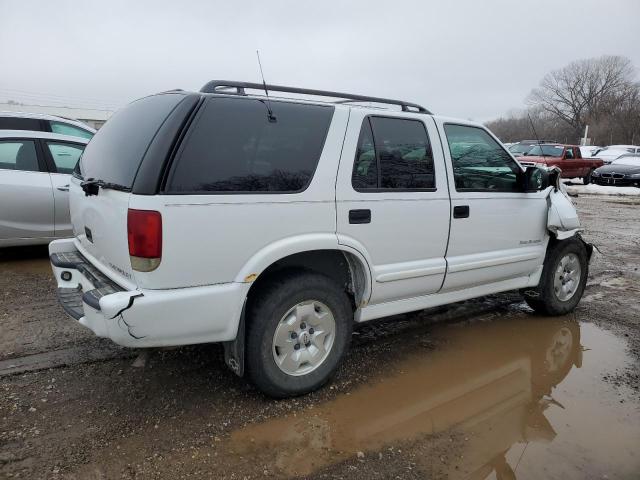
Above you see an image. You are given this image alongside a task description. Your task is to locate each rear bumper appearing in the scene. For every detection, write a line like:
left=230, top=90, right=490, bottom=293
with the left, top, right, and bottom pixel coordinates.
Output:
left=49, top=238, right=249, bottom=348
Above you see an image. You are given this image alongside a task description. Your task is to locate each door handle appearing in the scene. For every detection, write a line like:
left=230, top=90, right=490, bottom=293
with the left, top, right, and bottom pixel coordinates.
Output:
left=453, top=205, right=469, bottom=218
left=57, top=185, right=69, bottom=192
left=349, top=209, right=371, bottom=224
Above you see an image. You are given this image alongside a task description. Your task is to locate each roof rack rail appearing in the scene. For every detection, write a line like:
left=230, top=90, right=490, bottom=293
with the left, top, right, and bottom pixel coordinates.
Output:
left=199, top=80, right=431, bottom=114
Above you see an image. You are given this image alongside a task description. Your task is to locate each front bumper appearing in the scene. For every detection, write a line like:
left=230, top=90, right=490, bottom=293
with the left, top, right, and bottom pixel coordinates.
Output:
left=49, top=238, right=249, bottom=348
left=593, top=177, right=639, bottom=187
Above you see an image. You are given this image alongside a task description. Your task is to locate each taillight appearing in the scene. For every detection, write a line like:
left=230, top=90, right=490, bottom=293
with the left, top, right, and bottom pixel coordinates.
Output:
left=127, top=209, right=162, bottom=272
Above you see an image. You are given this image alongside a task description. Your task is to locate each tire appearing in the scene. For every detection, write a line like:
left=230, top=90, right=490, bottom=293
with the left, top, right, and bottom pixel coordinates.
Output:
left=583, top=170, right=593, bottom=185
left=522, top=237, right=588, bottom=316
left=246, top=270, right=353, bottom=398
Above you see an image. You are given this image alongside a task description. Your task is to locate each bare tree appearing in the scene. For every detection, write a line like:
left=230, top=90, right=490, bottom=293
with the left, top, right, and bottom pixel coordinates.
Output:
left=527, top=55, right=635, bottom=136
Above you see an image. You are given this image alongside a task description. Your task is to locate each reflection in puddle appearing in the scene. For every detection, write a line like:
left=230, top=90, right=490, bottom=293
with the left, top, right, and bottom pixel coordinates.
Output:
left=229, top=317, right=639, bottom=478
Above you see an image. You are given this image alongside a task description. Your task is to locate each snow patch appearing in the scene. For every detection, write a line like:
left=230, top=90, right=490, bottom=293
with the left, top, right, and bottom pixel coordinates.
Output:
left=563, top=179, right=640, bottom=196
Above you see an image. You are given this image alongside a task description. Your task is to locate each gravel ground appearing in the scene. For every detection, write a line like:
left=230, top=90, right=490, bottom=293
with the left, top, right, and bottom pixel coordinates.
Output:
left=0, top=195, right=638, bottom=479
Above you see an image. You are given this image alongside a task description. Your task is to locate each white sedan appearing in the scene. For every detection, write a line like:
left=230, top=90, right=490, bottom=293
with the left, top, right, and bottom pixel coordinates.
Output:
left=0, top=130, right=88, bottom=247
left=596, top=148, right=636, bottom=164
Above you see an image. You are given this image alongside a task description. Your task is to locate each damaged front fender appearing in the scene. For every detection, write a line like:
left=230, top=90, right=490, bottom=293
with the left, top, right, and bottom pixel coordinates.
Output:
left=545, top=166, right=582, bottom=240
left=542, top=166, right=594, bottom=261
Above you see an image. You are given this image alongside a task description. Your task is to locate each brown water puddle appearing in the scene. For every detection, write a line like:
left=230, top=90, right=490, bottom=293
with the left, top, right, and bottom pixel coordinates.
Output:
left=228, top=317, right=639, bottom=479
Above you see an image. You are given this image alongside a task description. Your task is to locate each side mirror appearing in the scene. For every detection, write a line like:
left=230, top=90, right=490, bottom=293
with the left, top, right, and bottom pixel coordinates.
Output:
left=522, top=166, right=549, bottom=192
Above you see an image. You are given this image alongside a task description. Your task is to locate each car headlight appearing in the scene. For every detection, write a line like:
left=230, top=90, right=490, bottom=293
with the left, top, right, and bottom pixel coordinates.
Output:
left=629, top=173, right=640, bottom=179
left=592, top=170, right=600, bottom=176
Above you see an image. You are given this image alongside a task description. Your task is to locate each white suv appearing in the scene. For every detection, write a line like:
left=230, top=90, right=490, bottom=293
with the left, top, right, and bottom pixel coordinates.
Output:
left=49, top=81, right=591, bottom=397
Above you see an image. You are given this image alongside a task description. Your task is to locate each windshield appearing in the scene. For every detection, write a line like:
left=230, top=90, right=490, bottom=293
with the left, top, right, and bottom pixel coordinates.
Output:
left=612, top=157, right=640, bottom=167
left=78, top=93, right=184, bottom=187
left=526, top=145, right=564, bottom=157
left=508, top=143, right=533, bottom=154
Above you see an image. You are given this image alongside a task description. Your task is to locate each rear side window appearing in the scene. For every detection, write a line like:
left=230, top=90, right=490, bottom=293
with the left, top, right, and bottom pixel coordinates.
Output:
left=45, top=141, right=85, bottom=174
left=78, top=93, right=184, bottom=187
left=49, top=121, right=93, bottom=139
left=352, top=117, right=435, bottom=191
left=0, top=117, right=43, bottom=131
left=0, top=140, right=40, bottom=172
left=166, top=98, right=334, bottom=193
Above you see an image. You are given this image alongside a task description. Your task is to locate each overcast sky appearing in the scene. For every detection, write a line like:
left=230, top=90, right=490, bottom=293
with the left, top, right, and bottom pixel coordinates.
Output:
left=1, top=0, right=639, bottom=121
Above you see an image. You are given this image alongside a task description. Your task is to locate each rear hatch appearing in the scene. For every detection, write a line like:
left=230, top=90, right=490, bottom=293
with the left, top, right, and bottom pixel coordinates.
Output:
left=71, top=93, right=188, bottom=286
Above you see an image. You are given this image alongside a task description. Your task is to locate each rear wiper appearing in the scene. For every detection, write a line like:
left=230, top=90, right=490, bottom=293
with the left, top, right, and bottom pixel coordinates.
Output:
left=81, top=178, right=131, bottom=196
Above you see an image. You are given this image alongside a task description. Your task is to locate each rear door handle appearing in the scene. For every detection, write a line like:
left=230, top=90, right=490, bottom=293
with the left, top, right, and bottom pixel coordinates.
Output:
left=349, top=209, right=371, bottom=224
left=57, top=185, right=69, bottom=192
left=453, top=205, right=469, bottom=218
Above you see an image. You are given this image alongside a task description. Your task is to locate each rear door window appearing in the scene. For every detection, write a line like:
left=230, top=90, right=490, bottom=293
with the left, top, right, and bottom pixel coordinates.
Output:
left=78, top=93, right=185, bottom=187
left=45, top=141, right=85, bottom=174
left=166, top=97, right=334, bottom=193
left=0, top=140, right=40, bottom=172
left=352, top=119, right=377, bottom=189
left=49, top=121, right=94, bottom=139
left=352, top=116, right=435, bottom=191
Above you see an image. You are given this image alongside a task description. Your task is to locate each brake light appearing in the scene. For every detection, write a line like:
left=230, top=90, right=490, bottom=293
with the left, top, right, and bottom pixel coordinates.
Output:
left=127, top=209, right=162, bottom=272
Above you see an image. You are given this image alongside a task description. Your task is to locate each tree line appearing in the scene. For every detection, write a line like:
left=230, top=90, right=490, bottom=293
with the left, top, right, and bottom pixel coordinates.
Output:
left=486, top=55, right=640, bottom=146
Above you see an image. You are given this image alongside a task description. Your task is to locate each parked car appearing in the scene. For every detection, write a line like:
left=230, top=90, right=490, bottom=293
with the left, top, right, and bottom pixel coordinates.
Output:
left=508, top=139, right=556, bottom=157
left=0, top=130, right=88, bottom=247
left=49, top=81, right=591, bottom=398
left=603, top=145, right=640, bottom=154
left=579, top=145, right=601, bottom=158
left=0, top=111, right=95, bottom=140
left=516, top=144, right=603, bottom=184
left=592, top=155, right=640, bottom=187
left=595, top=146, right=640, bottom=164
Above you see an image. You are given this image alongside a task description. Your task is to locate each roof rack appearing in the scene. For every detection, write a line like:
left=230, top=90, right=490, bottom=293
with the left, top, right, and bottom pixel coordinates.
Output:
left=199, top=80, right=431, bottom=114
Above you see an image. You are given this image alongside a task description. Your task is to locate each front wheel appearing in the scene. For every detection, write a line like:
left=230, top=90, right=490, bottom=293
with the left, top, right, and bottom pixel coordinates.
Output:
left=246, top=271, right=353, bottom=398
left=522, top=237, right=589, bottom=316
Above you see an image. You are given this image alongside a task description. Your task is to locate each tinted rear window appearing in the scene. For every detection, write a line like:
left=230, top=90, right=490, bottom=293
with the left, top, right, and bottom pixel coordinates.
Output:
left=78, top=94, right=184, bottom=187
left=166, top=97, right=334, bottom=193
left=0, top=117, right=43, bottom=131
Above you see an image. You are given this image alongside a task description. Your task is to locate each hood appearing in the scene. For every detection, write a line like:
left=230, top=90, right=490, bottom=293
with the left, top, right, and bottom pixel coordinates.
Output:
left=595, top=163, right=640, bottom=174
left=517, top=155, right=554, bottom=163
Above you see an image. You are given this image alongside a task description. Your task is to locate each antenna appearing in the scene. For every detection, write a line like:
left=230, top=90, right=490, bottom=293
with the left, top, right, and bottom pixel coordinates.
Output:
left=527, top=112, right=545, bottom=158
left=256, top=50, right=276, bottom=123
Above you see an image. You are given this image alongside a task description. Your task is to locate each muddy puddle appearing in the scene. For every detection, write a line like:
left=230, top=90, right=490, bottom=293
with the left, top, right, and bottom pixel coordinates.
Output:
left=227, top=317, right=639, bottom=479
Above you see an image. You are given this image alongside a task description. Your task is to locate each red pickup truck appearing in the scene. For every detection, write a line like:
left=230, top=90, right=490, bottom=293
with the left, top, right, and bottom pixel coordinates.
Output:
left=516, top=144, right=604, bottom=184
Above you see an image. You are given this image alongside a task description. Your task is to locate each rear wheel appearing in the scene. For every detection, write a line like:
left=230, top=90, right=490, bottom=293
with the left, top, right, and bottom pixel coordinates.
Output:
left=246, top=271, right=353, bottom=398
left=522, top=237, right=588, bottom=316
left=583, top=169, right=594, bottom=185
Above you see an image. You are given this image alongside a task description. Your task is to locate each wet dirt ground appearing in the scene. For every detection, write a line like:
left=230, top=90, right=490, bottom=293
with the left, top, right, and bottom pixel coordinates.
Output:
left=1, top=195, right=639, bottom=479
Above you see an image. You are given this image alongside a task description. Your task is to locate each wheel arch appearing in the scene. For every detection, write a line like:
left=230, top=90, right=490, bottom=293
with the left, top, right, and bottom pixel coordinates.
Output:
left=224, top=235, right=372, bottom=378
left=243, top=246, right=372, bottom=310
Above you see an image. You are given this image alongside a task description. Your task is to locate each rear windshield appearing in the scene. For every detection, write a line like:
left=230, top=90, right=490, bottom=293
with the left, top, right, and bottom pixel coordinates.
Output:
left=165, top=97, right=334, bottom=193
left=526, top=145, right=564, bottom=157
left=78, top=93, right=184, bottom=187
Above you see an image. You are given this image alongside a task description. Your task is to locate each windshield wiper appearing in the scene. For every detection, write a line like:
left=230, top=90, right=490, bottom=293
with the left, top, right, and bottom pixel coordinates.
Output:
left=81, top=178, right=131, bottom=196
